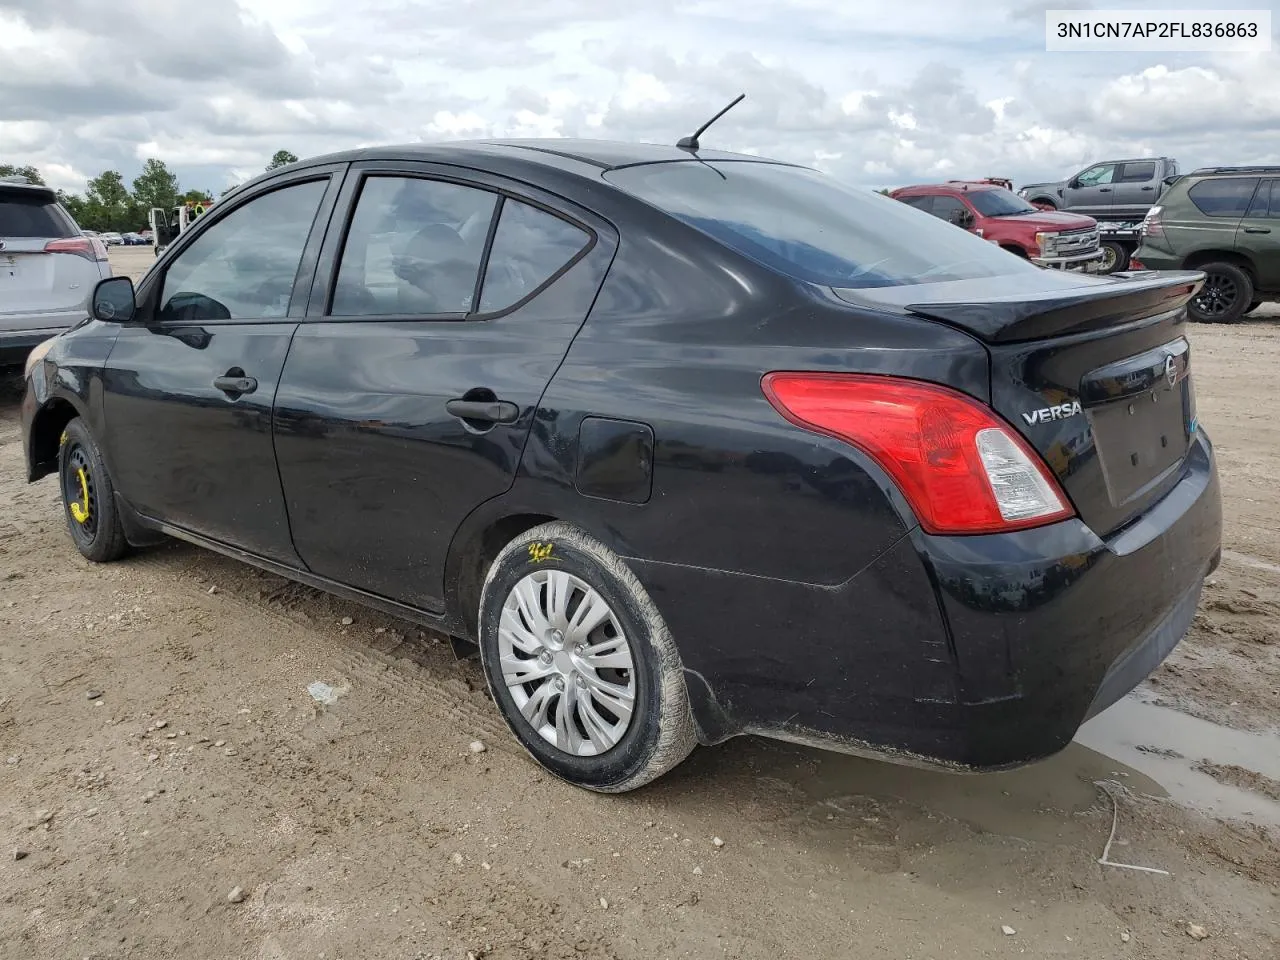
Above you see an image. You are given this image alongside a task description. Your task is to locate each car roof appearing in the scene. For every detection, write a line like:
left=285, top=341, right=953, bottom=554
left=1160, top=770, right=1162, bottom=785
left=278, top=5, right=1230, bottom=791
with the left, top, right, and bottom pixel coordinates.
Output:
left=295, top=139, right=775, bottom=173
left=894, top=182, right=998, bottom=195
left=218, top=139, right=793, bottom=201
left=0, top=176, right=59, bottom=202
left=1185, top=165, right=1280, bottom=178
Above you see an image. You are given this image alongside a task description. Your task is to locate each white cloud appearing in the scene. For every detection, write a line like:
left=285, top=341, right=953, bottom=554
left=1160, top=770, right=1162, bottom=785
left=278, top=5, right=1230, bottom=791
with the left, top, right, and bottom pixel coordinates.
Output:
left=1, top=0, right=1279, bottom=197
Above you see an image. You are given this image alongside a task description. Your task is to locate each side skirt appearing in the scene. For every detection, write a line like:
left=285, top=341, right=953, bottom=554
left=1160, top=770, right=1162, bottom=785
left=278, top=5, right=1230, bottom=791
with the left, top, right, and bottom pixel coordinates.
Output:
left=118, top=494, right=469, bottom=638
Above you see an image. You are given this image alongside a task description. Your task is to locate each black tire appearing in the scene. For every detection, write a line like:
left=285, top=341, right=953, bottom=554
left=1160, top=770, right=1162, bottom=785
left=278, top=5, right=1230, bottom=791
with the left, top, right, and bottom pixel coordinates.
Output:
left=478, top=521, right=696, bottom=793
left=57, top=418, right=128, bottom=563
left=1098, top=240, right=1130, bottom=274
left=1189, top=262, right=1253, bottom=324
left=1031, top=199, right=1057, bottom=211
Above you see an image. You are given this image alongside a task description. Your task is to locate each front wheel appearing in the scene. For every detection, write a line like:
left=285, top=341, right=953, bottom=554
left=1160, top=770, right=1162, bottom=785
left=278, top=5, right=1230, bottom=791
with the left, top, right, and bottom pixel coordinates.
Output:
left=1188, top=262, right=1254, bottom=323
left=1097, top=240, right=1130, bottom=274
left=58, top=418, right=128, bottom=563
left=478, top=522, right=696, bottom=792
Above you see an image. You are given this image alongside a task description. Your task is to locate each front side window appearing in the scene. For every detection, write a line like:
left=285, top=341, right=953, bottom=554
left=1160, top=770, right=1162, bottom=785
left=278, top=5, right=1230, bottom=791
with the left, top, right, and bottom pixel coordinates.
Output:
left=478, top=199, right=591, bottom=313
left=331, top=176, right=497, bottom=317
left=159, top=180, right=327, bottom=322
left=967, top=188, right=1038, bottom=217
left=1188, top=177, right=1260, bottom=218
left=897, top=195, right=933, bottom=212
left=929, top=196, right=971, bottom=224
left=1245, top=180, right=1280, bottom=219
left=1076, top=164, right=1116, bottom=187
left=604, top=161, right=1033, bottom=289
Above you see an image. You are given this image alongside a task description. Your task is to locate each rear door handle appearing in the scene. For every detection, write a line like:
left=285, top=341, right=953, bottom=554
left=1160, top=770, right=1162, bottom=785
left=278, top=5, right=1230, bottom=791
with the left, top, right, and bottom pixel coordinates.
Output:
left=446, top=398, right=520, bottom=424
left=1141, top=185, right=1154, bottom=191
left=1244, top=226, right=1272, bottom=234
left=214, top=375, right=258, bottom=395
left=1099, top=187, right=1112, bottom=192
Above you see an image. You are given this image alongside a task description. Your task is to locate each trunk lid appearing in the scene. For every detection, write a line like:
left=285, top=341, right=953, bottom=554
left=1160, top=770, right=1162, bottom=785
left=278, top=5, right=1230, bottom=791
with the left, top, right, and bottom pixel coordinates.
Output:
left=2, top=184, right=92, bottom=320
left=834, top=270, right=1206, bottom=537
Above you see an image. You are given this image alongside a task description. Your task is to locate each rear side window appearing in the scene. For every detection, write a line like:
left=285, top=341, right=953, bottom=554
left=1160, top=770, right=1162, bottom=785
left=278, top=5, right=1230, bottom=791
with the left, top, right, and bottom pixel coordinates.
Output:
left=331, top=176, right=497, bottom=317
left=0, top=190, right=76, bottom=238
left=1118, top=161, right=1157, bottom=182
left=604, top=161, right=1032, bottom=289
left=1188, top=177, right=1259, bottom=218
left=478, top=199, right=590, bottom=313
left=928, top=196, right=970, bottom=222
left=897, top=195, right=933, bottom=213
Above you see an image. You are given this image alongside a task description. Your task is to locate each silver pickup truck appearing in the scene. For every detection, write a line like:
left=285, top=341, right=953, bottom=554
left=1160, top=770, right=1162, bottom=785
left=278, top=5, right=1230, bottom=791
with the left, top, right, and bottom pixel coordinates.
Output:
left=1018, top=157, right=1181, bottom=221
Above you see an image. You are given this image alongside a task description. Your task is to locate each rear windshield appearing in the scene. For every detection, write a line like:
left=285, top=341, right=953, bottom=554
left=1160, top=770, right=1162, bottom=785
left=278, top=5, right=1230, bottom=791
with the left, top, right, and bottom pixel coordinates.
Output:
left=0, top=189, right=76, bottom=238
left=967, top=188, right=1038, bottom=217
left=603, top=161, right=1034, bottom=288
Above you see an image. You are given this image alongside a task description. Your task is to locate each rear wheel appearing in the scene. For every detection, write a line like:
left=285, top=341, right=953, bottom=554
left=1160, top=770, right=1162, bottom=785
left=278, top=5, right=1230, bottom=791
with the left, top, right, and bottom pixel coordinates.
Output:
left=1189, top=262, right=1253, bottom=323
left=58, top=418, right=128, bottom=563
left=478, top=521, right=696, bottom=792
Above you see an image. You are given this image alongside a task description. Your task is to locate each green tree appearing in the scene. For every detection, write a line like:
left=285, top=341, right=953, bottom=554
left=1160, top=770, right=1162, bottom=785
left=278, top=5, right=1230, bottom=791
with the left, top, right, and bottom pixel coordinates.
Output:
left=267, top=149, right=298, bottom=171
left=179, top=188, right=214, bottom=205
left=0, top=163, right=44, bottom=184
left=132, top=158, right=180, bottom=212
left=82, top=170, right=135, bottom=231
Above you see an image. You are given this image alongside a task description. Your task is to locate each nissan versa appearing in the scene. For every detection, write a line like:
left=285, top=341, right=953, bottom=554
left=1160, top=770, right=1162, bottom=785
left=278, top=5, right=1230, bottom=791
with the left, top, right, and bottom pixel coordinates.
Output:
left=21, top=140, right=1222, bottom=792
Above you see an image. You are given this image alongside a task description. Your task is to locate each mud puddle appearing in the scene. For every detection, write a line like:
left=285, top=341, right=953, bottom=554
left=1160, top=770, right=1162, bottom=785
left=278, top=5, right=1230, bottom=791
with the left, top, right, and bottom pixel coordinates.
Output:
left=750, top=692, right=1280, bottom=850
left=1075, top=693, right=1280, bottom=827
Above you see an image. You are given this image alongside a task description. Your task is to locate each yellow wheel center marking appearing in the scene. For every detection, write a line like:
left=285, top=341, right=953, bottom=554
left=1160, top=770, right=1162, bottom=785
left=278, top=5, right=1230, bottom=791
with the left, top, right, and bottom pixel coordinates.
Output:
left=69, top=467, right=91, bottom=524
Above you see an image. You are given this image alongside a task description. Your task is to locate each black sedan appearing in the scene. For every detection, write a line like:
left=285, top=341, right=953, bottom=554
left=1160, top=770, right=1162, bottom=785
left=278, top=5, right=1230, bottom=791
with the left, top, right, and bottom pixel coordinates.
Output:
left=21, top=140, right=1222, bottom=792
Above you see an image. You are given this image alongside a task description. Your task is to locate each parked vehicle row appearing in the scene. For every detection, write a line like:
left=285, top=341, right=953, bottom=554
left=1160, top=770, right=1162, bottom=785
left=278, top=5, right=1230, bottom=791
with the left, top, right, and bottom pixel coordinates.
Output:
left=21, top=138, right=1221, bottom=793
left=892, top=160, right=1280, bottom=324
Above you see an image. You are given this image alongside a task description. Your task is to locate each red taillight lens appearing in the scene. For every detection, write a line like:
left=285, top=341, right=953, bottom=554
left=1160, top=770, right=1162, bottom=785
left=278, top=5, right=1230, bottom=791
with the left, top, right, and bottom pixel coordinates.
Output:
left=44, top=237, right=108, bottom=261
left=762, top=373, right=1076, bottom=535
left=1128, top=257, right=1146, bottom=270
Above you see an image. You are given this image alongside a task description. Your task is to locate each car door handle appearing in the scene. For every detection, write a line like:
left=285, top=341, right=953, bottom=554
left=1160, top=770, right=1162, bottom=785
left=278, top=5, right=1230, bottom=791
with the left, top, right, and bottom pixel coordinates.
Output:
left=213, top=375, right=258, bottom=395
left=1244, top=226, right=1272, bottom=234
left=1099, top=187, right=1112, bottom=192
left=1141, top=185, right=1154, bottom=191
left=446, top=398, right=520, bottom=423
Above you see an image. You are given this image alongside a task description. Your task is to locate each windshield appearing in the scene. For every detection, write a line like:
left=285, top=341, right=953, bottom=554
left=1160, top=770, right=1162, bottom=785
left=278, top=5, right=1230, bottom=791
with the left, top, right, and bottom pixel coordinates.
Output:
left=603, top=161, right=1035, bottom=288
left=966, top=187, right=1039, bottom=217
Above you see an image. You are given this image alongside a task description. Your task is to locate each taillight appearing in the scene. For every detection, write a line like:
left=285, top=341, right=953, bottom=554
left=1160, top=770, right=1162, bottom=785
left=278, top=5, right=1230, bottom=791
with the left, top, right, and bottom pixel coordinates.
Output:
left=1141, top=206, right=1163, bottom=238
left=44, top=237, right=108, bottom=262
left=761, top=373, right=1076, bottom=535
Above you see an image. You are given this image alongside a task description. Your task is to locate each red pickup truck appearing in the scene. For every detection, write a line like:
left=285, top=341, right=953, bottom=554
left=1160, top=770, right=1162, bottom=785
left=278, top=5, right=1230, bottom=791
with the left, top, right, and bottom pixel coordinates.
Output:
left=890, top=181, right=1104, bottom=270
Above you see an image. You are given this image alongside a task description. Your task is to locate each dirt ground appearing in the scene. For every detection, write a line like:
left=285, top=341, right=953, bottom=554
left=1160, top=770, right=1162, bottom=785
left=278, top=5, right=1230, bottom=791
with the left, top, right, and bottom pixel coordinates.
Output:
left=2, top=247, right=1277, bottom=959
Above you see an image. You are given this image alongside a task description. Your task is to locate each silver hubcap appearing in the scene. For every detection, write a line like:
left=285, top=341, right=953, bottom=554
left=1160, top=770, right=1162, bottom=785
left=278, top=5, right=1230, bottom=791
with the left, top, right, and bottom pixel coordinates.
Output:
left=497, top=570, right=636, bottom=757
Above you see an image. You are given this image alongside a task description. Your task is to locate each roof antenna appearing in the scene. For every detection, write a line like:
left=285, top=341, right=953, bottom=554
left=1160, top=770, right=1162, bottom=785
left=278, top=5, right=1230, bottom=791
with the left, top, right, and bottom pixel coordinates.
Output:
left=677, top=93, right=745, bottom=152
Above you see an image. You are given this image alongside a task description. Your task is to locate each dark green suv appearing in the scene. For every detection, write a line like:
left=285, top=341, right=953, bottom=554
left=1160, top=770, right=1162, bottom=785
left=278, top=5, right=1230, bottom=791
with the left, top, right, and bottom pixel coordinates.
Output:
left=1133, top=166, right=1280, bottom=323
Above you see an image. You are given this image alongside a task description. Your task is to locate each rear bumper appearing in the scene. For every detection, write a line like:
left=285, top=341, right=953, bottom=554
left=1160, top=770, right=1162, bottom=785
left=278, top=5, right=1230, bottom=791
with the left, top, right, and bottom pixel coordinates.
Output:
left=633, top=429, right=1222, bottom=769
left=0, top=321, right=72, bottom=365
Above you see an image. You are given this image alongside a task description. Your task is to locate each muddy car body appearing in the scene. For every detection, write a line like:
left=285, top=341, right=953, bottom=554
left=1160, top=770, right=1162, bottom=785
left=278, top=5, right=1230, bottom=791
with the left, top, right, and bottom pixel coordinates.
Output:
left=21, top=140, right=1222, bottom=791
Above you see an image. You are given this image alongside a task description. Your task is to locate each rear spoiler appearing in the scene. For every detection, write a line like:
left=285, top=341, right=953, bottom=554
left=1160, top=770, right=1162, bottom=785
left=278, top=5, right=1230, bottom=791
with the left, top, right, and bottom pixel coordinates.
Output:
left=901, top=272, right=1205, bottom=343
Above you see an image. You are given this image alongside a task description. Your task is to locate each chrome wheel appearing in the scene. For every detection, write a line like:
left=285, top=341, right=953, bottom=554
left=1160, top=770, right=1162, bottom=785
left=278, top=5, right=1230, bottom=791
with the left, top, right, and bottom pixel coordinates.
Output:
left=498, top=569, right=636, bottom=757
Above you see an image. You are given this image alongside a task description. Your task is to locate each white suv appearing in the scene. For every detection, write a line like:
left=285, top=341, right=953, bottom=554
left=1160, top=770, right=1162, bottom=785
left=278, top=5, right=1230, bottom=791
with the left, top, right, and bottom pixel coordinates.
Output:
left=1, top=176, right=112, bottom=367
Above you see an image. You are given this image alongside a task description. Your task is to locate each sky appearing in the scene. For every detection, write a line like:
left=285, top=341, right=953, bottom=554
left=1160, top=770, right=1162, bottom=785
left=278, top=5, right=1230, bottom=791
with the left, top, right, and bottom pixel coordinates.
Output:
left=1, top=0, right=1278, bottom=196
